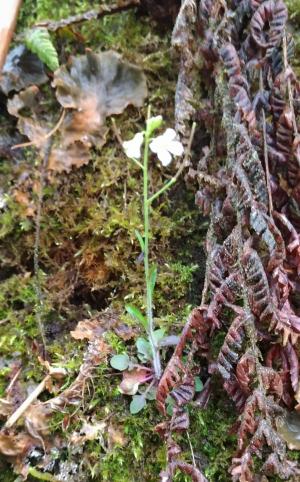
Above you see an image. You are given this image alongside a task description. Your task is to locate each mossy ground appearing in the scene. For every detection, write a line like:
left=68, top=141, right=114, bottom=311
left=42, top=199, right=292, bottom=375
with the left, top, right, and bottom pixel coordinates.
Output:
left=4, top=1, right=299, bottom=481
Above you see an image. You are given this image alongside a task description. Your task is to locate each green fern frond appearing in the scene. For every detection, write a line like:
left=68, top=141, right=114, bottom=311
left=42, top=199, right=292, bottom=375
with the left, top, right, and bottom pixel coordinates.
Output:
left=25, top=28, right=59, bottom=71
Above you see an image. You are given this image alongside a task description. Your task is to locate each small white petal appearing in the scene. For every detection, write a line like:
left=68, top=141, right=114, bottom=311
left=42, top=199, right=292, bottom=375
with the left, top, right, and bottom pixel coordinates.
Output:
left=123, top=132, right=144, bottom=159
left=163, top=128, right=177, bottom=142
left=157, top=149, right=172, bottom=166
left=167, top=140, right=184, bottom=157
left=149, top=137, right=163, bottom=154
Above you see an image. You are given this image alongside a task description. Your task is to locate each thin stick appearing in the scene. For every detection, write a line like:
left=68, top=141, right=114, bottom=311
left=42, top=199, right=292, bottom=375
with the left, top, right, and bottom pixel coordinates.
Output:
left=111, top=117, right=124, bottom=146
left=5, top=375, right=50, bottom=429
left=34, top=140, right=53, bottom=357
left=28, top=0, right=140, bottom=32
left=0, top=0, right=23, bottom=71
left=5, top=368, right=22, bottom=395
left=187, top=430, right=196, bottom=467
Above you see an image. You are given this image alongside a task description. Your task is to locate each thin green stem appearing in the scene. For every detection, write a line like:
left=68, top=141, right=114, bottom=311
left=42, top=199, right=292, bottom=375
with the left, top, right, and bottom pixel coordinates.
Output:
left=147, top=175, right=177, bottom=205
left=143, top=125, right=161, bottom=379
left=131, top=157, right=144, bottom=170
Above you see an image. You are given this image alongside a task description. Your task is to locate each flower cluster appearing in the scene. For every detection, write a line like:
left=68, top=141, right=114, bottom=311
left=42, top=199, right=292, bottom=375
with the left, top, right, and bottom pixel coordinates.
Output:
left=123, top=116, right=184, bottom=166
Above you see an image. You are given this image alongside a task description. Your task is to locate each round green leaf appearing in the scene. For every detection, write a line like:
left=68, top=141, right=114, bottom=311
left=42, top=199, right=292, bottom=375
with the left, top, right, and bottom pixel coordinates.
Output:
left=136, top=337, right=152, bottom=362
left=195, top=376, right=203, bottom=392
left=110, top=354, right=130, bottom=371
left=130, top=395, right=146, bottom=414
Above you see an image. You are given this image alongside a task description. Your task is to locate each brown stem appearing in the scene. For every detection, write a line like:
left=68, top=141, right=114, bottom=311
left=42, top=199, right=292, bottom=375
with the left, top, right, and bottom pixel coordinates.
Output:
left=30, top=0, right=140, bottom=32
left=0, top=0, right=23, bottom=71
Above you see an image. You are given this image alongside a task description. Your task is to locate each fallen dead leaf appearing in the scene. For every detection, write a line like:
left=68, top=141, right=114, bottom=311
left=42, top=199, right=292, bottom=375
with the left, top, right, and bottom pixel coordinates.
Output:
left=0, top=399, right=13, bottom=418
left=0, top=45, right=47, bottom=95
left=7, top=85, right=49, bottom=149
left=0, top=431, right=37, bottom=457
left=70, top=420, right=107, bottom=445
left=71, top=319, right=104, bottom=341
left=48, top=141, right=91, bottom=172
left=12, top=189, right=35, bottom=217
left=53, top=50, right=147, bottom=148
left=119, top=368, right=151, bottom=395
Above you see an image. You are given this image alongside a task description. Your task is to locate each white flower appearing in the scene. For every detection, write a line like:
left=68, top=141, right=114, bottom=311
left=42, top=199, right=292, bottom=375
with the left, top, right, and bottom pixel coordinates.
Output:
left=123, top=132, right=144, bottom=159
left=149, top=128, right=184, bottom=166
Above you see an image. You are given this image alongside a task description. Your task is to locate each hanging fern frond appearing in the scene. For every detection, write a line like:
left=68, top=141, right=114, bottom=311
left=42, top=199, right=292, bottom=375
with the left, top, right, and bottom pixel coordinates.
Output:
left=25, top=28, right=59, bottom=71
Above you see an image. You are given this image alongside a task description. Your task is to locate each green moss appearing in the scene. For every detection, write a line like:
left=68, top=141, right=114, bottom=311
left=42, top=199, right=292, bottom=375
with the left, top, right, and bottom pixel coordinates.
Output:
left=0, top=1, right=229, bottom=481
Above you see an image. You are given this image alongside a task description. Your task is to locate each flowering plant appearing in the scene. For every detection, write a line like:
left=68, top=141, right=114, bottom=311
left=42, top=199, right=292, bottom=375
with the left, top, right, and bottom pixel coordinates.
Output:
left=121, top=111, right=184, bottom=381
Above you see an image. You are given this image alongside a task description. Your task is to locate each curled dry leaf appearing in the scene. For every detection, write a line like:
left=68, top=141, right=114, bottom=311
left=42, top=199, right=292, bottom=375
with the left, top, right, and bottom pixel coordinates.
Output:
left=52, top=50, right=147, bottom=148
left=24, top=402, right=52, bottom=437
left=0, top=431, right=37, bottom=457
left=8, top=51, right=147, bottom=173
left=0, top=45, right=48, bottom=95
left=7, top=85, right=49, bottom=148
left=71, top=309, right=137, bottom=342
left=119, top=368, right=151, bottom=395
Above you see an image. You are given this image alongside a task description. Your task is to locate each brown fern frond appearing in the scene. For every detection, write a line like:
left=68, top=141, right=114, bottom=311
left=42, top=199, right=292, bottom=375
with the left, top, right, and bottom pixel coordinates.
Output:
left=242, top=246, right=275, bottom=321
left=158, top=0, right=300, bottom=478
left=250, top=0, right=288, bottom=49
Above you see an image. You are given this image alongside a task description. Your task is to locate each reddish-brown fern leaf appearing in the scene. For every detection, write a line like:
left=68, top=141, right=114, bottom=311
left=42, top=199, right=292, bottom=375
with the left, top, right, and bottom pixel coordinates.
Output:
left=250, top=0, right=288, bottom=49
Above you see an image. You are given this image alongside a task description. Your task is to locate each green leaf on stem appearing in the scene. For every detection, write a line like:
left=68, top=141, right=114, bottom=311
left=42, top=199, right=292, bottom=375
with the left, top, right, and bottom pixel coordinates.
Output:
left=125, top=304, right=147, bottom=330
left=149, top=264, right=158, bottom=294
left=134, top=229, right=145, bottom=252
left=136, top=337, right=152, bottom=362
left=130, top=395, right=146, bottom=414
left=110, top=354, right=130, bottom=371
left=153, top=328, right=165, bottom=344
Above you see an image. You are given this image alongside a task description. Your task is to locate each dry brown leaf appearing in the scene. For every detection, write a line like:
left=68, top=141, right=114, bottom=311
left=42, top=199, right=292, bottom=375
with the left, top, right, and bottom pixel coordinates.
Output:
left=71, top=309, right=137, bottom=342
left=7, top=85, right=49, bottom=148
left=8, top=51, right=147, bottom=173
left=0, top=45, right=47, bottom=95
left=70, top=420, right=107, bottom=445
left=12, top=189, right=35, bottom=217
left=0, top=399, right=13, bottom=418
left=0, top=431, right=37, bottom=457
left=119, top=368, right=151, bottom=395
left=52, top=50, right=147, bottom=148
left=24, top=402, right=52, bottom=436
left=71, top=319, right=105, bottom=341
left=48, top=141, right=91, bottom=172
left=113, top=323, right=136, bottom=341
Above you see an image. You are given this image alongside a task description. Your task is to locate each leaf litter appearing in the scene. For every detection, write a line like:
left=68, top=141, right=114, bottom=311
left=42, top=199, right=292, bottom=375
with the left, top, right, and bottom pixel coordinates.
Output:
left=8, top=50, right=147, bottom=173
left=0, top=316, right=111, bottom=477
